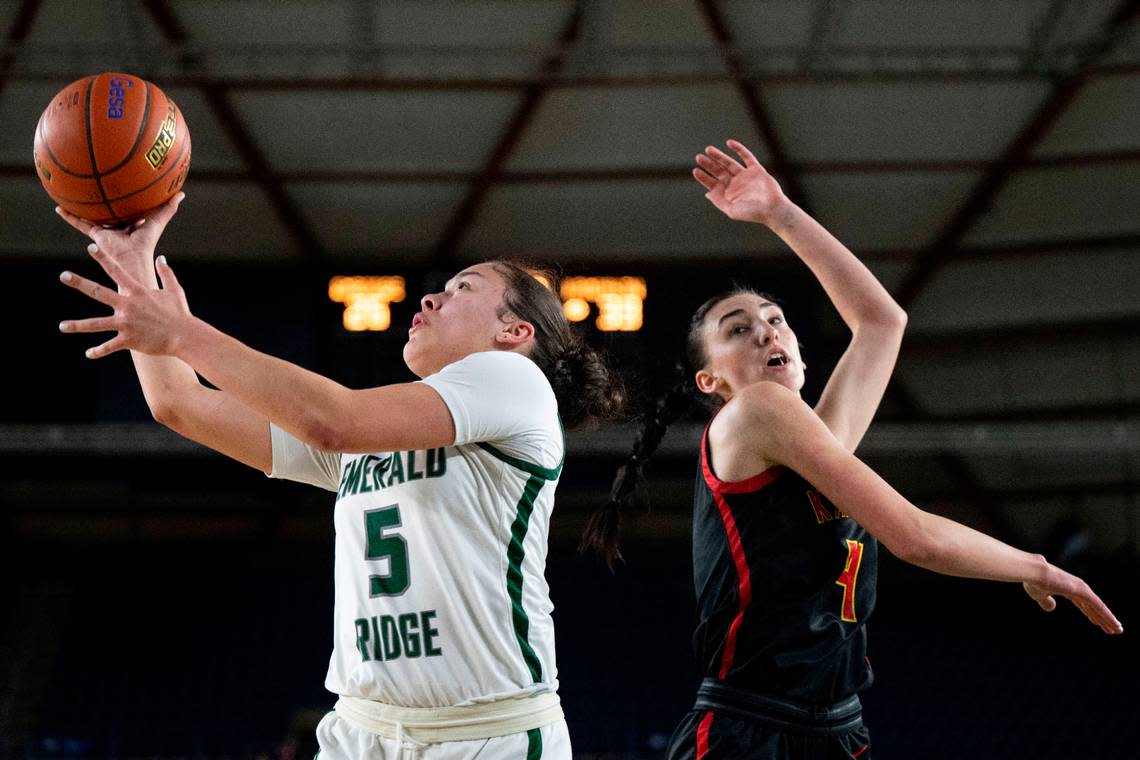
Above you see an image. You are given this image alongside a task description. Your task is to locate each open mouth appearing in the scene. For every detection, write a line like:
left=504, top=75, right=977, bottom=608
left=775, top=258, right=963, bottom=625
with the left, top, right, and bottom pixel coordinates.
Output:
left=767, top=353, right=788, bottom=367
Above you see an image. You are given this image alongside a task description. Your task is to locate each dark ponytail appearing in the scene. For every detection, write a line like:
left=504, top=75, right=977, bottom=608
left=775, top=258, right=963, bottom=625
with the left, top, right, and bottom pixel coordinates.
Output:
left=581, top=285, right=768, bottom=568
left=579, top=375, right=695, bottom=568
left=492, top=261, right=625, bottom=430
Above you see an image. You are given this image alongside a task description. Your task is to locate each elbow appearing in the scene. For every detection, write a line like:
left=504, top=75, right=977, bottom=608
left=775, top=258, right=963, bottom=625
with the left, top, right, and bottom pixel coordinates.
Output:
left=300, top=415, right=347, bottom=452
left=149, top=398, right=180, bottom=429
left=885, top=520, right=936, bottom=567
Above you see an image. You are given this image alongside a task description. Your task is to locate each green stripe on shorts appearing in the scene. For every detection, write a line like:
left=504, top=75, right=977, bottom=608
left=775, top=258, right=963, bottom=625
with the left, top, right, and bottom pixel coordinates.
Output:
left=526, top=727, right=542, bottom=759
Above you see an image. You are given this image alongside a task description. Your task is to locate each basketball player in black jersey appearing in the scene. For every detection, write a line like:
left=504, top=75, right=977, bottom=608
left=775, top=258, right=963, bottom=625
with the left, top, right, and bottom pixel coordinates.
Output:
left=583, top=140, right=1122, bottom=760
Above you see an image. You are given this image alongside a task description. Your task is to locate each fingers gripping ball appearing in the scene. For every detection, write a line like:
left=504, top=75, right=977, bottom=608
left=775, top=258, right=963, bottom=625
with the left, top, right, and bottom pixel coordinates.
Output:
left=33, top=72, right=191, bottom=225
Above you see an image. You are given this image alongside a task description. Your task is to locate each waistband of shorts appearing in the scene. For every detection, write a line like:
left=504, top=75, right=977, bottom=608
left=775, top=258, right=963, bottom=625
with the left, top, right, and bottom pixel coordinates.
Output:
left=333, top=691, right=563, bottom=743
left=694, top=679, right=863, bottom=734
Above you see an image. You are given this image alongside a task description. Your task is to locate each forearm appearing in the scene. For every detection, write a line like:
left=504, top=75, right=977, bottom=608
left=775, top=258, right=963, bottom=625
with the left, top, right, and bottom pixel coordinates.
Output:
left=900, top=511, right=1049, bottom=585
left=764, top=202, right=906, bottom=329
left=173, top=316, right=352, bottom=449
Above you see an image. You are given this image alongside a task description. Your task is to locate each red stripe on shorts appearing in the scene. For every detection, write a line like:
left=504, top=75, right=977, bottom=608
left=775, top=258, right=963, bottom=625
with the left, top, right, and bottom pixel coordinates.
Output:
left=696, top=711, right=714, bottom=758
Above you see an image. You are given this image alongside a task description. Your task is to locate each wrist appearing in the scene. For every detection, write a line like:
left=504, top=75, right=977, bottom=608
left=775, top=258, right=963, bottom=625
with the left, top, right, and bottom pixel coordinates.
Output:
left=171, top=314, right=209, bottom=362
left=758, top=199, right=801, bottom=231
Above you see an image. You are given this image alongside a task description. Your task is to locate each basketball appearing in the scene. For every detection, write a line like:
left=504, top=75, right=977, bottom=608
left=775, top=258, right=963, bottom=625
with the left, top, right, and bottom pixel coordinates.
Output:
left=33, top=72, right=191, bottom=225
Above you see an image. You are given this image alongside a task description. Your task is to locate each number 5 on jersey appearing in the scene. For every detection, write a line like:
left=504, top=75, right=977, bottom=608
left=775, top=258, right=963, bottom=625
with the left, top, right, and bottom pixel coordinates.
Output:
left=835, top=539, right=865, bottom=623
left=365, top=505, right=410, bottom=596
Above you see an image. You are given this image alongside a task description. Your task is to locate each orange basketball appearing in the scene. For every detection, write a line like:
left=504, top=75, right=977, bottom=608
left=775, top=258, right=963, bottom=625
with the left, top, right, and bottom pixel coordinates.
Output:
left=33, top=72, right=191, bottom=225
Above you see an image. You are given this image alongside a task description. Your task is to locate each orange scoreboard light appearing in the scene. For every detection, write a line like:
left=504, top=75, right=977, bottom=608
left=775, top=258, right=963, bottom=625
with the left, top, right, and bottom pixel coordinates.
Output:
left=328, top=276, right=406, bottom=331
left=560, top=276, right=647, bottom=332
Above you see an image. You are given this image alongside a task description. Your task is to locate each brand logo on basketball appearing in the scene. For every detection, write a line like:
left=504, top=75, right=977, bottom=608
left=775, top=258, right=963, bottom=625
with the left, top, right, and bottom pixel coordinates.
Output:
left=107, top=76, right=132, bottom=119
left=145, top=106, right=177, bottom=169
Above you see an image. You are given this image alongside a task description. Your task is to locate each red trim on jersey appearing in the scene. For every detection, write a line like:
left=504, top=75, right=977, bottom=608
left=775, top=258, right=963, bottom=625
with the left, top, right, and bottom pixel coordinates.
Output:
left=711, top=484, right=753, bottom=679
left=701, top=423, right=784, bottom=494
left=852, top=742, right=870, bottom=757
left=696, top=711, right=714, bottom=758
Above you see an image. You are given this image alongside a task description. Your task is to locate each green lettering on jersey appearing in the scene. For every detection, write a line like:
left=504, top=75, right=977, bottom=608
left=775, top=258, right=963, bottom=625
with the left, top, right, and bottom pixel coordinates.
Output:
left=421, top=610, right=442, bottom=656
left=387, top=451, right=405, bottom=486
left=399, top=613, right=422, bottom=658
left=426, top=448, right=446, bottom=477
left=340, top=458, right=363, bottom=499
left=354, top=618, right=371, bottom=661
left=380, top=615, right=402, bottom=660
left=407, top=450, right=424, bottom=480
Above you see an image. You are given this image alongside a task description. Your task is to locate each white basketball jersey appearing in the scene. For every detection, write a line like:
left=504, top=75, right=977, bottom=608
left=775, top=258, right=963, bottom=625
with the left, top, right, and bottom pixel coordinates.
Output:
left=269, top=351, right=564, bottom=708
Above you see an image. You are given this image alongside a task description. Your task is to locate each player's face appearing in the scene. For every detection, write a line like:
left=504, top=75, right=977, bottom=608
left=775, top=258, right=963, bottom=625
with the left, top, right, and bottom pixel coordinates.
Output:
left=696, top=293, right=805, bottom=399
left=403, top=262, right=514, bottom=377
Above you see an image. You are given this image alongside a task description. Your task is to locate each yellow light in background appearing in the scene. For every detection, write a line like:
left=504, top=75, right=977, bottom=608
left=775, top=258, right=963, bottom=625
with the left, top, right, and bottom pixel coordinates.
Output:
left=563, top=297, right=590, bottom=322
left=559, top=276, right=646, bottom=332
left=328, top=276, right=406, bottom=331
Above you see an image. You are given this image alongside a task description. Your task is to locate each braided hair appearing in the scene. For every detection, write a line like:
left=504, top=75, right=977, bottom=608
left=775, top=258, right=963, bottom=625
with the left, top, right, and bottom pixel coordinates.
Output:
left=580, top=286, right=768, bottom=568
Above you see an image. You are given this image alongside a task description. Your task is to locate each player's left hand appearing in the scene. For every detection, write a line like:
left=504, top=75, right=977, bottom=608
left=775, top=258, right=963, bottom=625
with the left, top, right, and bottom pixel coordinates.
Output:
left=1023, top=566, right=1123, bottom=635
left=692, top=139, right=791, bottom=225
left=58, top=251, right=193, bottom=359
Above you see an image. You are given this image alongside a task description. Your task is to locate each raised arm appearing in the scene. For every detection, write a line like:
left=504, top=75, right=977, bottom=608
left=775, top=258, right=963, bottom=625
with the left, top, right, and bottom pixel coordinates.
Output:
left=694, top=140, right=906, bottom=450
left=710, top=381, right=1123, bottom=635
left=57, top=224, right=455, bottom=454
left=58, top=198, right=271, bottom=472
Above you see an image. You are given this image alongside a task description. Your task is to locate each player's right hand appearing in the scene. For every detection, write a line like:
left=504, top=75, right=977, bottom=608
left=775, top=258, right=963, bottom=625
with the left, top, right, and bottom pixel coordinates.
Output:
left=55, top=192, right=185, bottom=288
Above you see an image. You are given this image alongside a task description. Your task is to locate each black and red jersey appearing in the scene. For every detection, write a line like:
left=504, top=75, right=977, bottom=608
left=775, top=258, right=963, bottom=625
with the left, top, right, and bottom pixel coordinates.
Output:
left=690, top=423, right=877, bottom=705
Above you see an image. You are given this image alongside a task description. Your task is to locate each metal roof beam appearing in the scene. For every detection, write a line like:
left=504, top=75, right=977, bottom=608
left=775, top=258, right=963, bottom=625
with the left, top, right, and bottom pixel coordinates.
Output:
left=140, top=0, right=326, bottom=263
left=892, top=0, right=1140, bottom=310
left=429, top=2, right=585, bottom=267
left=695, top=0, right=813, bottom=214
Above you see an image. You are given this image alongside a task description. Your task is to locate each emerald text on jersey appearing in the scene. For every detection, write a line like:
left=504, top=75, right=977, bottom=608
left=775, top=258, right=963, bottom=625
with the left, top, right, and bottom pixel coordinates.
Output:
left=337, top=449, right=447, bottom=500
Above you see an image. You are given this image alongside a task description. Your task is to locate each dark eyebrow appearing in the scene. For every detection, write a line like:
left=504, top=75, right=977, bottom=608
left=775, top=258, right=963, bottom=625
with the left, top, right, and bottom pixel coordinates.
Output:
left=716, top=302, right=778, bottom=328
left=447, top=270, right=486, bottom=288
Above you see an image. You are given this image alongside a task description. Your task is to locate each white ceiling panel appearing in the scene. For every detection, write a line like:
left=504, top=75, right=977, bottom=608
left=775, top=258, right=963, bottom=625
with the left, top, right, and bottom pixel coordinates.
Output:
left=908, top=250, right=1140, bottom=332
left=377, top=1, right=571, bottom=46
left=764, top=82, right=1049, bottom=161
left=290, top=181, right=466, bottom=258
left=801, top=171, right=979, bottom=250
left=179, top=1, right=351, bottom=45
left=1034, top=74, right=1140, bottom=156
left=602, top=0, right=718, bottom=47
left=835, top=0, right=1052, bottom=49
left=162, top=87, right=243, bottom=172
left=230, top=91, right=522, bottom=172
left=23, top=0, right=167, bottom=46
left=156, top=182, right=297, bottom=261
left=375, top=1, right=571, bottom=79
left=462, top=179, right=784, bottom=261
left=966, top=163, right=1140, bottom=245
left=721, top=0, right=819, bottom=49
left=506, top=84, right=767, bottom=171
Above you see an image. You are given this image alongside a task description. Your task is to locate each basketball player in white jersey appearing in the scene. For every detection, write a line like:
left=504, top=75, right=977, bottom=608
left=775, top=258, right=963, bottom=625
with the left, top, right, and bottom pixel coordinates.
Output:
left=55, top=197, right=624, bottom=759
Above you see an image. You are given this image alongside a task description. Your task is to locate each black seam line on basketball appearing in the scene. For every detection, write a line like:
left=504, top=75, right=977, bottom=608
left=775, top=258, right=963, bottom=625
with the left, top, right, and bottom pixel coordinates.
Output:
left=85, top=74, right=120, bottom=224
left=99, top=78, right=153, bottom=177
left=38, top=107, right=91, bottom=179
left=50, top=134, right=189, bottom=207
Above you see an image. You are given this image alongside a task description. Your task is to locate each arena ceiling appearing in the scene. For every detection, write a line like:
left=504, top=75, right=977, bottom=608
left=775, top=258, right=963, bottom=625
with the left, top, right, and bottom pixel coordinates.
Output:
left=0, top=0, right=1138, bottom=558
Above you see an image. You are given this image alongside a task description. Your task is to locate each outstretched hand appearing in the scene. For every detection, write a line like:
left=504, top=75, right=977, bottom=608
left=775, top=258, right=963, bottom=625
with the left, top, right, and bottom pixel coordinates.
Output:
left=1023, top=567, right=1123, bottom=635
left=59, top=251, right=194, bottom=360
left=56, top=192, right=185, bottom=285
left=692, top=139, right=790, bottom=225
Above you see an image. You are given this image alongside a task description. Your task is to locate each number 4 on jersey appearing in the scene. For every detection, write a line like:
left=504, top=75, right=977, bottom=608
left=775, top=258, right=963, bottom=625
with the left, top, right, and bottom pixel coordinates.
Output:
left=835, top=539, right=865, bottom=623
left=365, top=505, right=410, bottom=596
